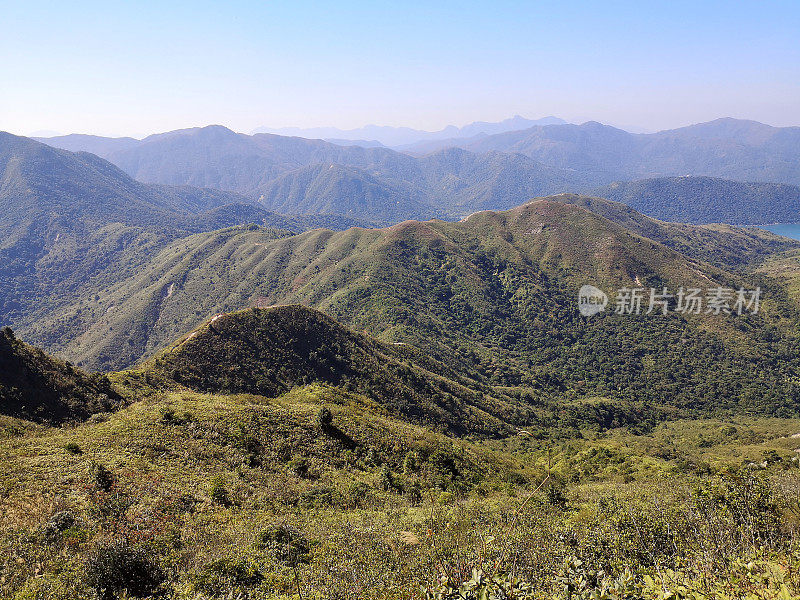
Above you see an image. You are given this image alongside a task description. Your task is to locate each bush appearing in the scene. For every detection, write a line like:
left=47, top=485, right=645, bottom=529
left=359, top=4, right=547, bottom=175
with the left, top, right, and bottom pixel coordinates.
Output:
left=191, top=557, right=263, bottom=595
left=288, top=456, right=310, bottom=477
left=90, top=462, right=114, bottom=492
left=257, top=523, right=311, bottom=565
left=42, top=511, right=79, bottom=543
left=436, top=491, right=455, bottom=506
left=65, top=442, right=82, bottom=455
left=316, top=406, right=333, bottom=429
left=84, top=538, right=164, bottom=600
left=209, top=477, right=232, bottom=506
left=403, top=450, right=420, bottom=474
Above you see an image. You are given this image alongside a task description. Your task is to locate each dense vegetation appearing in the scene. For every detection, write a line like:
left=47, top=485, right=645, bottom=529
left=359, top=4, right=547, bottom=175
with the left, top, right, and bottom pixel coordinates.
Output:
left=147, top=305, right=523, bottom=435
left=593, top=176, right=800, bottom=225
left=21, top=197, right=800, bottom=433
left=0, top=326, right=120, bottom=423
left=4, top=374, right=800, bottom=598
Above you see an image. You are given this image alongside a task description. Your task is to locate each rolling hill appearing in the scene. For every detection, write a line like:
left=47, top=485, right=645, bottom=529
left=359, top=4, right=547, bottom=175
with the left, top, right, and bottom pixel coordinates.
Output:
left=0, top=132, right=375, bottom=333
left=145, top=305, right=528, bottom=435
left=592, top=176, right=800, bottom=225
left=21, top=196, right=800, bottom=425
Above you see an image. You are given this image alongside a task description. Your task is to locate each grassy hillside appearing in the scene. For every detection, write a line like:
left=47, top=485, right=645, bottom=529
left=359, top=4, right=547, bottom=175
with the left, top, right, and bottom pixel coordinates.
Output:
left=554, top=194, right=800, bottom=270
left=0, top=132, right=377, bottom=340
left=0, top=327, right=121, bottom=423
left=145, top=305, right=525, bottom=435
left=24, top=197, right=800, bottom=426
left=593, top=176, right=800, bottom=225
left=3, top=380, right=800, bottom=598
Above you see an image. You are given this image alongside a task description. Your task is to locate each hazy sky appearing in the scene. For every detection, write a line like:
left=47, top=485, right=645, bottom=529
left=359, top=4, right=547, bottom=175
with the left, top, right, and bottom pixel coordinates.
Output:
left=1, top=0, right=798, bottom=138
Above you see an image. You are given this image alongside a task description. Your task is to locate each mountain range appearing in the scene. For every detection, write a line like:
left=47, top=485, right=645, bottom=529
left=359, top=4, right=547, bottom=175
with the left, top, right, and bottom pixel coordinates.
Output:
left=0, top=132, right=372, bottom=336
left=32, top=118, right=800, bottom=227
left=405, top=118, right=800, bottom=186
left=249, top=115, right=568, bottom=147
left=36, top=125, right=594, bottom=222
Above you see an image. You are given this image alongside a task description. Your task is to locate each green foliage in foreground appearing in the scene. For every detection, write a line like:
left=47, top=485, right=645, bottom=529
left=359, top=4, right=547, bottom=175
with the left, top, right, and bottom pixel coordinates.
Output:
left=4, top=380, right=800, bottom=598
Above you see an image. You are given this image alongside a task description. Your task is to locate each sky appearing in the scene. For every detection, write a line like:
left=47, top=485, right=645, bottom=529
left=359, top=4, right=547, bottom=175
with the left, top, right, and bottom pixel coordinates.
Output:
left=1, top=0, right=798, bottom=138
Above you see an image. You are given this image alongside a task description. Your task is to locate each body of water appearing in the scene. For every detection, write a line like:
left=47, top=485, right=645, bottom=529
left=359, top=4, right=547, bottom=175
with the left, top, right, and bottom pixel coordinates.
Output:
left=760, top=224, right=800, bottom=241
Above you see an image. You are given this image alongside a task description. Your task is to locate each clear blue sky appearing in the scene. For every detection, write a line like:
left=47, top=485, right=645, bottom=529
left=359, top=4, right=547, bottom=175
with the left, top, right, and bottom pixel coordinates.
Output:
left=1, top=0, right=798, bottom=137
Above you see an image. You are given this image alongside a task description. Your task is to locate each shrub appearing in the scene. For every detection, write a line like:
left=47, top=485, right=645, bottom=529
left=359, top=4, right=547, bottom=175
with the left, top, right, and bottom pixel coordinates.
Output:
left=42, top=511, right=79, bottom=543
left=65, top=442, right=82, bottom=455
left=344, top=481, right=372, bottom=508
left=191, top=557, right=263, bottom=595
left=90, top=462, right=114, bottom=492
left=209, top=477, right=232, bottom=507
left=403, top=450, right=420, bottom=474
left=257, top=523, right=311, bottom=565
left=316, top=406, right=333, bottom=429
left=437, top=491, right=455, bottom=506
left=288, top=456, right=310, bottom=477
left=84, top=538, right=164, bottom=600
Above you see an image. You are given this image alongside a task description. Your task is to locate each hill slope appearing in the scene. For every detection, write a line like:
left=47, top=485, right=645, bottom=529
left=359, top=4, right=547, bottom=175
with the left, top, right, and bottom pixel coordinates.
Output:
left=146, top=305, right=525, bottom=435
left=27, top=196, right=800, bottom=423
left=0, top=327, right=121, bottom=423
left=553, top=194, right=800, bottom=270
left=0, top=132, right=375, bottom=333
left=592, top=176, right=800, bottom=225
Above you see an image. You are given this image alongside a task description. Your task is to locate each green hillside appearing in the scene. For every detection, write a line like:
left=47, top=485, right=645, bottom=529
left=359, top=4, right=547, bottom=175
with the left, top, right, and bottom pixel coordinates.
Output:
left=3, top=349, right=800, bottom=598
left=145, top=305, right=524, bottom=435
left=0, top=132, right=375, bottom=338
left=554, top=193, right=800, bottom=270
left=593, top=176, right=800, bottom=225
left=0, top=327, right=121, bottom=423
left=24, top=196, right=800, bottom=426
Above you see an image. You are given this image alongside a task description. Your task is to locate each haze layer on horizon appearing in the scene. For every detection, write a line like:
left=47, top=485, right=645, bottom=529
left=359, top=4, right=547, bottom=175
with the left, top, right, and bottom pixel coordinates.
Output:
left=1, top=0, right=798, bottom=138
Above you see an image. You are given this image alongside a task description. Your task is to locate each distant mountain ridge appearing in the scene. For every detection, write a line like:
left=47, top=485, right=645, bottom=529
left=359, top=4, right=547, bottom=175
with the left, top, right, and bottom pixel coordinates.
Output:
left=25, top=193, right=797, bottom=371
left=404, top=118, right=800, bottom=185
left=33, top=119, right=800, bottom=224
left=250, top=115, right=568, bottom=147
left=34, top=125, right=592, bottom=222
